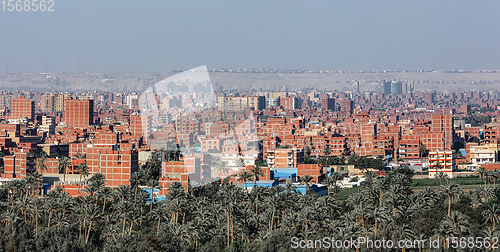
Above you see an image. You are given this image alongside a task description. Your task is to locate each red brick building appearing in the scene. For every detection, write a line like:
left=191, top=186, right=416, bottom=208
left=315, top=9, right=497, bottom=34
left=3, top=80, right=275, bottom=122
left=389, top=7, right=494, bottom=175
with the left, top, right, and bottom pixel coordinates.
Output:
left=10, top=97, right=35, bottom=120
left=321, top=98, right=335, bottom=111
left=64, top=99, right=94, bottom=128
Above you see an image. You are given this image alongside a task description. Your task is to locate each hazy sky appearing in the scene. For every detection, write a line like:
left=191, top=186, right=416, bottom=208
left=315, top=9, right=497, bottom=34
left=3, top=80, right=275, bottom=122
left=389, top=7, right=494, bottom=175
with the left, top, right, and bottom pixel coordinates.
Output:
left=1, top=0, right=499, bottom=73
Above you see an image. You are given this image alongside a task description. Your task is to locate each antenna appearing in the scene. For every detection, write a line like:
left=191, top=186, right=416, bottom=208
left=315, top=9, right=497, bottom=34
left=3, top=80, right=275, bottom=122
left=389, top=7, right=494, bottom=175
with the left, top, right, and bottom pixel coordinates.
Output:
left=77, top=56, right=80, bottom=73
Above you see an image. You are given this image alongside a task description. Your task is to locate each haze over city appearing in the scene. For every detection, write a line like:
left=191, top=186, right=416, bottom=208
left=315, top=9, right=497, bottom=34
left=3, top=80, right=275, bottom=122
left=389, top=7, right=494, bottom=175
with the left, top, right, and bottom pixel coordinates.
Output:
left=1, top=0, right=500, bottom=73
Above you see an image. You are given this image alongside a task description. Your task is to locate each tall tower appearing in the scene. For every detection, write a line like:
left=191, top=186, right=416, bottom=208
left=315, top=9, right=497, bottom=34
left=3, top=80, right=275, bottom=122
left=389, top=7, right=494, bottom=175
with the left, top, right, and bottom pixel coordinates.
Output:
left=381, top=80, right=391, bottom=96
left=353, top=80, right=360, bottom=93
left=391, top=81, right=403, bottom=95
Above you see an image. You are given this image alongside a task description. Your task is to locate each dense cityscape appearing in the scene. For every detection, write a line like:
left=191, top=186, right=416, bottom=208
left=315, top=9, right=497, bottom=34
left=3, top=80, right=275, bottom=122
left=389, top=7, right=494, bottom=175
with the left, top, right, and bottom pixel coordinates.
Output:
left=0, top=74, right=500, bottom=250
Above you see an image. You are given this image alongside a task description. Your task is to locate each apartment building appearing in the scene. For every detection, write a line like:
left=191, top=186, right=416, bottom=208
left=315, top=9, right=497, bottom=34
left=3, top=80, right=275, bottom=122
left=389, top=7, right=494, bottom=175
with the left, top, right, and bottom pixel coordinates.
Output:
left=428, top=150, right=456, bottom=178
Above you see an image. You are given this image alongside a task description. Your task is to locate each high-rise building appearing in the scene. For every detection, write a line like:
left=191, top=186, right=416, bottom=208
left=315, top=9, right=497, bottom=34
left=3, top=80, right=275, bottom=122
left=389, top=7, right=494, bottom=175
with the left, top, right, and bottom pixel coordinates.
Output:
left=10, top=96, right=35, bottom=120
left=40, top=94, right=55, bottom=113
left=280, top=97, right=301, bottom=110
left=55, top=93, right=71, bottom=112
left=267, top=98, right=279, bottom=108
left=340, top=100, right=354, bottom=114
left=381, top=80, right=391, bottom=96
left=247, top=96, right=266, bottom=110
left=130, top=114, right=146, bottom=140
left=352, top=80, right=360, bottom=93
left=64, top=99, right=94, bottom=128
left=391, top=81, right=403, bottom=95
left=321, top=98, right=335, bottom=111
left=217, top=96, right=265, bottom=111
left=431, top=115, right=454, bottom=150
left=0, top=94, right=12, bottom=109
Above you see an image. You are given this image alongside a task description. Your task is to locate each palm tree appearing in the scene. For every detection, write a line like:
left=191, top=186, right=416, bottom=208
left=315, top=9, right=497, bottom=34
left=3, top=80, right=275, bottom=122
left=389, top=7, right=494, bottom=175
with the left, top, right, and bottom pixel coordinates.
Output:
left=150, top=202, right=169, bottom=236
left=76, top=163, right=89, bottom=194
left=483, top=204, right=500, bottom=228
left=326, top=172, right=343, bottom=198
left=486, top=170, right=494, bottom=187
left=300, top=175, right=314, bottom=194
left=15, top=197, right=32, bottom=224
left=484, top=187, right=495, bottom=203
left=363, top=170, right=376, bottom=187
left=493, top=169, right=500, bottom=189
left=441, top=183, right=462, bottom=216
left=99, top=187, right=113, bottom=214
left=446, top=211, right=470, bottom=235
left=114, top=185, right=131, bottom=203
left=116, top=201, right=134, bottom=238
left=392, top=223, right=416, bottom=251
left=478, top=167, right=487, bottom=187
left=27, top=172, right=43, bottom=196
left=436, top=171, right=448, bottom=186
left=482, top=226, right=498, bottom=251
left=1, top=209, right=21, bottom=233
left=36, top=156, right=48, bottom=176
left=130, top=172, right=141, bottom=201
left=84, top=204, right=101, bottom=244
left=31, top=198, right=42, bottom=237
left=57, top=156, right=72, bottom=183
left=88, top=173, right=106, bottom=193
left=250, top=165, right=265, bottom=186
left=369, top=206, right=390, bottom=238
left=237, top=170, right=253, bottom=190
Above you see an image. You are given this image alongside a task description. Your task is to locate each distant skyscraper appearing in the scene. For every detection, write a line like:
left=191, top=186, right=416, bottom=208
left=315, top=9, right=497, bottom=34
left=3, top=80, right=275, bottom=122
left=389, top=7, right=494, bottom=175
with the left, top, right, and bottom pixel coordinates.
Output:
left=381, top=80, right=391, bottom=96
left=391, top=81, right=403, bottom=95
left=352, top=80, right=360, bottom=93
left=64, top=98, right=94, bottom=128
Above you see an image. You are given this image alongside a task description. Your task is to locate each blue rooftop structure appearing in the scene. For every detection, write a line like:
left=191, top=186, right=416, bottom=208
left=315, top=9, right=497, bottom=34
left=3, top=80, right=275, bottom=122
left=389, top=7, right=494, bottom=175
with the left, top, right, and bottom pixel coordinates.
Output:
left=295, top=184, right=328, bottom=196
left=244, top=180, right=278, bottom=188
left=272, top=168, right=297, bottom=179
